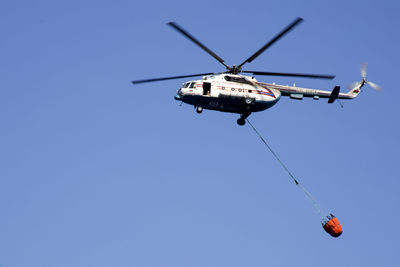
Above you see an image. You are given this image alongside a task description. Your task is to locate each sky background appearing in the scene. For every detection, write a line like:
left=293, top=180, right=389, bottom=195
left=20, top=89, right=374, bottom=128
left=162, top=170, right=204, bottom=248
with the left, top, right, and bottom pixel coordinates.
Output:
left=1, top=0, right=399, bottom=266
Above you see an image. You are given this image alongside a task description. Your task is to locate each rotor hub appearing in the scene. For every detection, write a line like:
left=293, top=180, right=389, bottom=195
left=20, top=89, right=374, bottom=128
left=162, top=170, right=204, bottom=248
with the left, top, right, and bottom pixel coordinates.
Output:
left=229, top=65, right=242, bottom=75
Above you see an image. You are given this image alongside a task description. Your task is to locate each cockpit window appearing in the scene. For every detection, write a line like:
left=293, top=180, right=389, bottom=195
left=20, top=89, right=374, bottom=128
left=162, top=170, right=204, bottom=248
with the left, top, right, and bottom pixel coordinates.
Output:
left=189, top=82, right=196, bottom=88
left=184, top=82, right=190, bottom=88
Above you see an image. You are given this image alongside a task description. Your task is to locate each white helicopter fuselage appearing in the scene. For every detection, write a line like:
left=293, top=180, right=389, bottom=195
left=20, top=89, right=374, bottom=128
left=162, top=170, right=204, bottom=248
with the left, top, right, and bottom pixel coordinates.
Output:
left=133, top=20, right=369, bottom=126
left=174, top=74, right=281, bottom=114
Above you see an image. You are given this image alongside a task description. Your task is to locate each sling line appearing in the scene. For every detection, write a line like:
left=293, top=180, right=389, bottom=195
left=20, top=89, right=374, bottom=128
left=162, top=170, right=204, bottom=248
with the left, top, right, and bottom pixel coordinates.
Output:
left=246, top=119, right=324, bottom=219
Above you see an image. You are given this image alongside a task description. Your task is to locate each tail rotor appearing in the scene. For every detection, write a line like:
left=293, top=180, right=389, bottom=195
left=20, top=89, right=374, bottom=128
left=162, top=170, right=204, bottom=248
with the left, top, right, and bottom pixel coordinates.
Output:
left=348, top=63, right=382, bottom=92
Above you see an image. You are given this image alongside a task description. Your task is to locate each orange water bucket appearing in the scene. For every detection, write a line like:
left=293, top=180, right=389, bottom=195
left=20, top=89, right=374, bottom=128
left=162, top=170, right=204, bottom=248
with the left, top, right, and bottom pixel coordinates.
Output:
left=322, top=214, right=343, bottom=238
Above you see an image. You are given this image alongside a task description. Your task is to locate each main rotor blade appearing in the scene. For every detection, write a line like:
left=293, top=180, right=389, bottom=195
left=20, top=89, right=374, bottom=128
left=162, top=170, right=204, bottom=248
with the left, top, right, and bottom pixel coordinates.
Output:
left=242, top=70, right=335, bottom=79
left=167, top=22, right=230, bottom=69
left=238, top=17, right=304, bottom=68
left=132, top=72, right=214, bottom=84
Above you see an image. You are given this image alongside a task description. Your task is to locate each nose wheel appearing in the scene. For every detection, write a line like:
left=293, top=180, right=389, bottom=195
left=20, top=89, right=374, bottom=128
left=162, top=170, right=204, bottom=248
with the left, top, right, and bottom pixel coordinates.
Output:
left=237, top=112, right=251, bottom=126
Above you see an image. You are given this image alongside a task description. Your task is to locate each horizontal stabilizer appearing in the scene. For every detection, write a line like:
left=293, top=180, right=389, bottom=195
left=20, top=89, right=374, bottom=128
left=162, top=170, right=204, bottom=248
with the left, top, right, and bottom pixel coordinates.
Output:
left=328, top=86, right=340, bottom=103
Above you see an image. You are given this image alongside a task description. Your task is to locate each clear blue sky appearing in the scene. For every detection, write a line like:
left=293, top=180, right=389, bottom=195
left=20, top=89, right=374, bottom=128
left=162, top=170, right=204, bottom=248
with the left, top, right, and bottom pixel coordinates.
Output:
left=1, top=0, right=399, bottom=266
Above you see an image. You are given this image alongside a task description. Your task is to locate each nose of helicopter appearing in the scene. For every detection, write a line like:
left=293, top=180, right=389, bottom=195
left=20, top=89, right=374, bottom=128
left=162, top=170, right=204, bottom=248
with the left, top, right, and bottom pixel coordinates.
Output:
left=174, top=89, right=183, bottom=100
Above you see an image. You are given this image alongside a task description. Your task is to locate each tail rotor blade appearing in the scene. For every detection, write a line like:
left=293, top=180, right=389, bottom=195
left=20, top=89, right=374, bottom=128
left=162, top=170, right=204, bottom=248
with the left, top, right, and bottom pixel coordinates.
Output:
left=367, top=81, right=382, bottom=91
left=361, top=63, right=367, bottom=79
left=348, top=81, right=362, bottom=90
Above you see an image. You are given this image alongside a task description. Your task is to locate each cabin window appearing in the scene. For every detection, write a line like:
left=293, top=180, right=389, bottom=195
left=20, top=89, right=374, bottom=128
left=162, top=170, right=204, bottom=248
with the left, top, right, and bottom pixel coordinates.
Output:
left=248, top=89, right=252, bottom=93
left=231, top=88, right=235, bottom=91
left=221, top=87, right=225, bottom=90
left=238, top=89, right=242, bottom=92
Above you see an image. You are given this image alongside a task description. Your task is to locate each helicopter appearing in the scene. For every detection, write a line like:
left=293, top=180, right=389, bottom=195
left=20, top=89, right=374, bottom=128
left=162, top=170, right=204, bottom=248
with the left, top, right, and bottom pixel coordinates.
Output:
left=132, top=18, right=380, bottom=126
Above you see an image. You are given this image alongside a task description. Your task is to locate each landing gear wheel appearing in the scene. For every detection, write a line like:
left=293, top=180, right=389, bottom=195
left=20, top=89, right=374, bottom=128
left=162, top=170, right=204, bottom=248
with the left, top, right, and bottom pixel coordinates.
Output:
left=237, top=118, right=246, bottom=126
left=237, top=112, right=251, bottom=126
left=196, top=106, right=203, bottom=114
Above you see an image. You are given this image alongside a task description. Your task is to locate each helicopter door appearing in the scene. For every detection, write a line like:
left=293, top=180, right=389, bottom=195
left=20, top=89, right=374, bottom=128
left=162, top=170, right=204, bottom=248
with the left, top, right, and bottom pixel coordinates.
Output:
left=203, top=82, right=211, bottom=96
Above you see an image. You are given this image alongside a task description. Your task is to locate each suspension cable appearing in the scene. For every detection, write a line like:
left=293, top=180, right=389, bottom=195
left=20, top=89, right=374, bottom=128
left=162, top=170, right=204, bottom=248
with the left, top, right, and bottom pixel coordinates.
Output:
left=246, top=119, right=324, bottom=219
